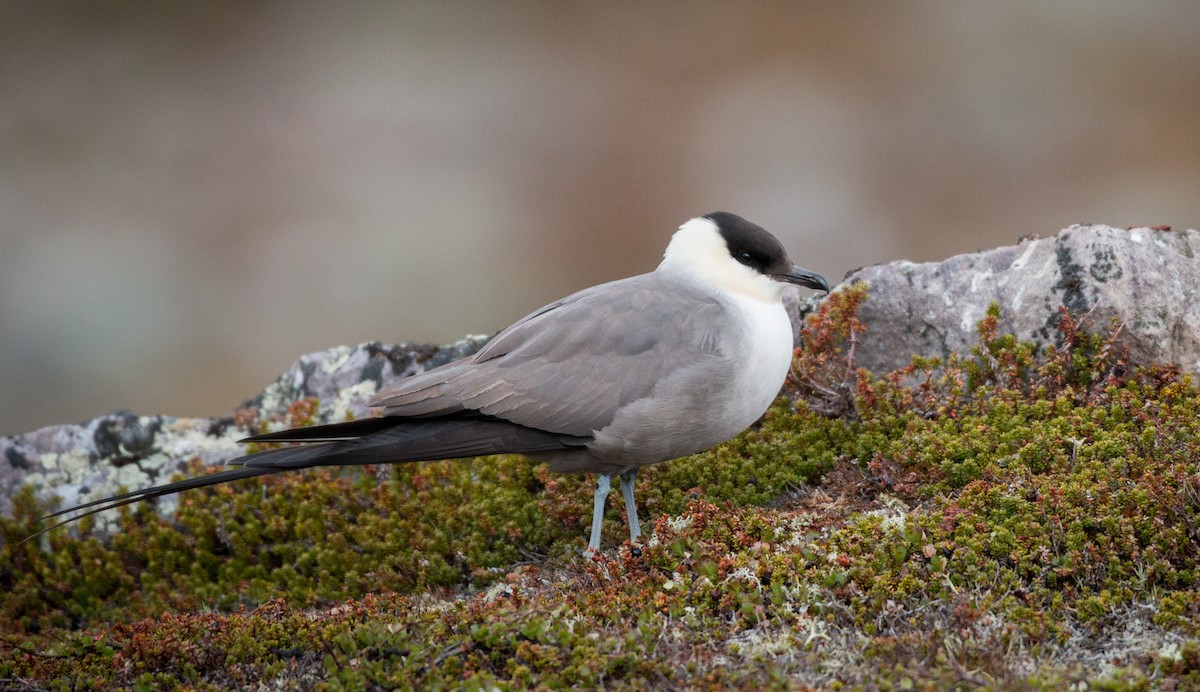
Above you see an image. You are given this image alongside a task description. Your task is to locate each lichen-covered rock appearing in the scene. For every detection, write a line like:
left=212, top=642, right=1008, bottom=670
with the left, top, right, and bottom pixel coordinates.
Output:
left=247, top=336, right=490, bottom=424
left=0, top=412, right=244, bottom=528
left=847, top=224, right=1200, bottom=375
left=0, top=337, right=489, bottom=522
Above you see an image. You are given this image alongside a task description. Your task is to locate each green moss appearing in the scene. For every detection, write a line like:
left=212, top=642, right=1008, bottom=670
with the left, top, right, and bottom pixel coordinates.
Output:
left=3, top=287, right=1200, bottom=688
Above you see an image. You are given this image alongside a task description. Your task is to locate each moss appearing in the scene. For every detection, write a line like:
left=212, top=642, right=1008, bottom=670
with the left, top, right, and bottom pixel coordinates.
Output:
left=3, top=287, right=1200, bottom=688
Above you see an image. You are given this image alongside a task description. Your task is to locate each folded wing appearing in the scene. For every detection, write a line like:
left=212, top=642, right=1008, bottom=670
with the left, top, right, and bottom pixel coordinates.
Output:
left=369, top=274, right=729, bottom=435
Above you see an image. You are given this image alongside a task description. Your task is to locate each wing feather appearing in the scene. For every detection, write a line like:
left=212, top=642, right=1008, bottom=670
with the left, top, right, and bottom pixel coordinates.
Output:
left=369, top=274, right=729, bottom=436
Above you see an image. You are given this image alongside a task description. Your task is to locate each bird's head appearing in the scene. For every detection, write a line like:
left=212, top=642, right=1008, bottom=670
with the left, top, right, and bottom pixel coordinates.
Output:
left=659, top=212, right=830, bottom=302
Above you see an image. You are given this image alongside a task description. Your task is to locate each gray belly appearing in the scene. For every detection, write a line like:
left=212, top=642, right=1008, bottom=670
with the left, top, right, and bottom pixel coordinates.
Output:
left=536, top=363, right=777, bottom=476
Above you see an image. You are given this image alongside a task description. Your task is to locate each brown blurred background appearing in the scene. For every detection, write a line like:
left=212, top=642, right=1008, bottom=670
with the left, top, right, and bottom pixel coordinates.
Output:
left=2, top=2, right=1199, bottom=435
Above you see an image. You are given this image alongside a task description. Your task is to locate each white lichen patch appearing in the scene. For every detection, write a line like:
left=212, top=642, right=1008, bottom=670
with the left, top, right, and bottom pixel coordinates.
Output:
left=34, top=447, right=93, bottom=478
left=157, top=419, right=244, bottom=459
left=1156, top=641, right=1182, bottom=663
left=722, top=566, right=760, bottom=586
left=21, top=449, right=95, bottom=514
left=801, top=619, right=833, bottom=650
left=772, top=512, right=817, bottom=546
left=874, top=512, right=906, bottom=535
left=725, top=625, right=800, bottom=660
left=330, top=380, right=380, bottom=422
left=863, top=494, right=910, bottom=535
left=480, top=582, right=514, bottom=603
left=319, top=345, right=356, bottom=374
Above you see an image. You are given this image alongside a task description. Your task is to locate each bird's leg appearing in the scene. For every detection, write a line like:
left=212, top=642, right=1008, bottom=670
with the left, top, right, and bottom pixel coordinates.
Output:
left=619, top=469, right=642, bottom=548
left=585, top=474, right=612, bottom=557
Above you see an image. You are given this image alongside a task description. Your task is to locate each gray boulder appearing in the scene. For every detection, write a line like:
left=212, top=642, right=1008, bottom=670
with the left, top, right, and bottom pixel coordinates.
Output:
left=0, top=337, right=488, bottom=523
left=846, top=224, right=1200, bottom=376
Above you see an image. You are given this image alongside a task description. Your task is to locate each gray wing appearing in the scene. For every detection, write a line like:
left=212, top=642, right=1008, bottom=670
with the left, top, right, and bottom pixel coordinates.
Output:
left=368, top=273, right=730, bottom=436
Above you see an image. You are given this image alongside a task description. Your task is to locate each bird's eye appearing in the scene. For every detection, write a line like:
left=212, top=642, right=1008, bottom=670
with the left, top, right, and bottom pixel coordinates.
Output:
left=736, top=251, right=754, bottom=266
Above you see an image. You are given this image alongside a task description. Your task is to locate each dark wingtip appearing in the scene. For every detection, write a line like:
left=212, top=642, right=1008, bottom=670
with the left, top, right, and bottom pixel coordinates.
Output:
left=240, top=417, right=401, bottom=444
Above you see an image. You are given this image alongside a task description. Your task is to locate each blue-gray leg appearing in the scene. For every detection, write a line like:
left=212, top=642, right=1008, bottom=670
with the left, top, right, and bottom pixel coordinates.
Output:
left=585, top=473, right=612, bottom=556
left=619, top=469, right=641, bottom=544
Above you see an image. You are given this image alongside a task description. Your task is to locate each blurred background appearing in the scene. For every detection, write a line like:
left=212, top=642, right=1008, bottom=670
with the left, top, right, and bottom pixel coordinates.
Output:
left=2, top=2, right=1199, bottom=435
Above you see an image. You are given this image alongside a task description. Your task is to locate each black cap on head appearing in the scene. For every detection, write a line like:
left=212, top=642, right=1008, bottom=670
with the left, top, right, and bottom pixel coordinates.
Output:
left=704, top=211, right=830, bottom=292
left=704, top=211, right=792, bottom=275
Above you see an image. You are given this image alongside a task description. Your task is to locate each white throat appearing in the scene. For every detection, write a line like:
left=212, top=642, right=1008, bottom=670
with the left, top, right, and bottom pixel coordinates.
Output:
left=656, top=217, right=787, bottom=304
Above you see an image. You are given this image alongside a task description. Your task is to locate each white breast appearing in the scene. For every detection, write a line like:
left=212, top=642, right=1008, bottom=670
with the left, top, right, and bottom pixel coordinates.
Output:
left=719, top=291, right=796, bottom=431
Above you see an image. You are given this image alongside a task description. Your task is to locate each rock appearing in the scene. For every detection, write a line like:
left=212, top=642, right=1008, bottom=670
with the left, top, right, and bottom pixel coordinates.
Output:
left=846, top=224, right=1200, bottom=376
left=247, top=336, right=490, bottom=424
left=0, top=337, right=489, bottom=523
left=1, top=411, right=246, bottom=527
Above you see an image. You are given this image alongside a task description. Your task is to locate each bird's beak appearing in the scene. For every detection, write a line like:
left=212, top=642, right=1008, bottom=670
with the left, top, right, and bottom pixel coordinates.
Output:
left=774, top=265, right=830, bottom=293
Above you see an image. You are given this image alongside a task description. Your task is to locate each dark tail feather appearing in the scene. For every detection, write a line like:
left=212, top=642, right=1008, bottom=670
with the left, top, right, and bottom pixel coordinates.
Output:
left=25, top=417, right=588, bottom=544
left=240, top=417, right=403, bottom=443
left=21, top=463, right=283, bottom=545
left=238, top=418, right=588, bottom=470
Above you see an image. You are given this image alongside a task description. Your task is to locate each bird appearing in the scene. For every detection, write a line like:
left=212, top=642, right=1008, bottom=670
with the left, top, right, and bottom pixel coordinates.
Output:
left=31, top=212, right=830, bottom=555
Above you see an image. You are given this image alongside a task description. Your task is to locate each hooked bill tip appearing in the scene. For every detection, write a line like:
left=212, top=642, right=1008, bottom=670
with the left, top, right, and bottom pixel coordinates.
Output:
left=775, top=266, right=830, bottom=293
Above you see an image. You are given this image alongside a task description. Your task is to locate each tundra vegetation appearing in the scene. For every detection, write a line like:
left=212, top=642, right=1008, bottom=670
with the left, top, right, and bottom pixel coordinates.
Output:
left=2, top=282, right=1198, bottom=689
